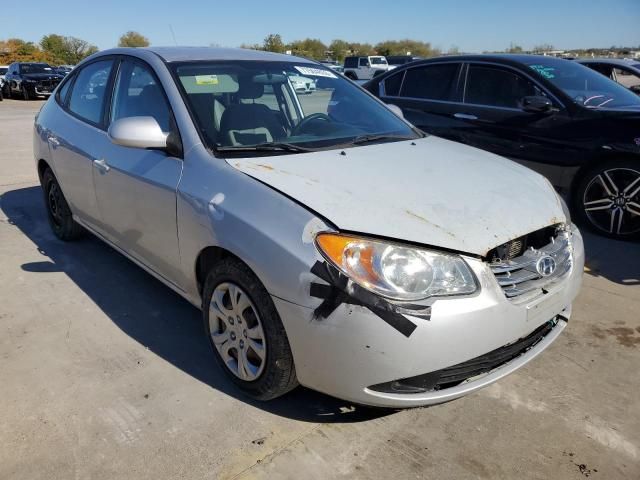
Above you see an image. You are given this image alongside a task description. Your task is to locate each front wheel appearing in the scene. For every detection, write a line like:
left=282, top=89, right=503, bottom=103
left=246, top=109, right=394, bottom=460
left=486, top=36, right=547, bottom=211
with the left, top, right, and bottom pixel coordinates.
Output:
left=203, top=258, right=298, bottom=400
left=573, top=160, right=640, bottom=240
left=22, top=85, right=30, bottom=100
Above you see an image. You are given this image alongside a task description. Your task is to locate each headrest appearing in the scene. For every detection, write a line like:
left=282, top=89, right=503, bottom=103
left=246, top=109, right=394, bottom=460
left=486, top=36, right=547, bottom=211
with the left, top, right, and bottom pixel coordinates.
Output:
left=237, top=81, right=264, bottom=99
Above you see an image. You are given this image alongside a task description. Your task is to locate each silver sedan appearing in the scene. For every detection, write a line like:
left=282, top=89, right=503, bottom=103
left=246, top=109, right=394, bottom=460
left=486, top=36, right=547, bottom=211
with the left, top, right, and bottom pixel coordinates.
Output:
left=34, top=47, right=583, bottom=407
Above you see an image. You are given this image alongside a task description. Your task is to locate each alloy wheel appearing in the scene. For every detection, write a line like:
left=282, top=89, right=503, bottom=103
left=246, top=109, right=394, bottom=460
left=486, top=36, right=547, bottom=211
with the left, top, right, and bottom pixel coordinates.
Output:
left=582, top=168, right=640, bottom=236
left=208, top=282, right=266, bottom=381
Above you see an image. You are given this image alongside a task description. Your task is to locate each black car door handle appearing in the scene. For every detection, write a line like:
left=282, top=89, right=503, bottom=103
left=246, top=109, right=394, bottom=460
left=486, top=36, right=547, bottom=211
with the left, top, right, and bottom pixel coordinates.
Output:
left=454, top=113, right=478, bottom=120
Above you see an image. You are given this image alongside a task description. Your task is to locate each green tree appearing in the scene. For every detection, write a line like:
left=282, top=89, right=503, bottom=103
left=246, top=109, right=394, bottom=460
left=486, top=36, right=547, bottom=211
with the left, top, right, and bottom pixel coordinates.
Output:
left=288, top=38, right=327, bottom=60
left=262, top=34, right=285, bottom=53
left=374, top=39, right=437, bottom=57
left=118, top=31, right=150, bottom=48
left=40, top=34, right=98, bottom=64
left=328, top=39, right=349, bottom=62
left=506, top=43, right=524, bottom=53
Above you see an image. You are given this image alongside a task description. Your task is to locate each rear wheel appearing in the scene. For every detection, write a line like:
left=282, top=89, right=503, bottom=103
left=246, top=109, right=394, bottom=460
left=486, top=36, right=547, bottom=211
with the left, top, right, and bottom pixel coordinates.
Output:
left=41, top=168, right=83, bottom=241
left=573, top=159, right=640, bottom=240
left=345, top=71, right=357, bottom=80
left=203, top=258, right=298, bottom=400
left=22, top=85, right=30, bottom=100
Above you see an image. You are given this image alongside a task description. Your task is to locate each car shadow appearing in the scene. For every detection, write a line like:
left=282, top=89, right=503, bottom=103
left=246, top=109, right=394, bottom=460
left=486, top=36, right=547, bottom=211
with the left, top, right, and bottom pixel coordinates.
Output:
left=581, top=230, right=640, bottom=286
left=1, top=186, right=392, bottom=423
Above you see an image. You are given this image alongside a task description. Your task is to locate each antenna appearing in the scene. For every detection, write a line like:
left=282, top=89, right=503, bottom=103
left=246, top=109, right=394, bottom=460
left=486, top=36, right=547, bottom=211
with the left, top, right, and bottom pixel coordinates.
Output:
left=169, top=25, right=178, bottom=46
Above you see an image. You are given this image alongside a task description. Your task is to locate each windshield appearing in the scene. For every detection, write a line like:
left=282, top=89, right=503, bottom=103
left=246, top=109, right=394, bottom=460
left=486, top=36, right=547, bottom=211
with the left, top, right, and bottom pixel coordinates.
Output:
left=173, top=61, right=417, bottom=153
left=20, top=64, right=53, bottom=74
left=526, top=58, right=640, bottom=109
left=370, top=57, right=388, bottom=65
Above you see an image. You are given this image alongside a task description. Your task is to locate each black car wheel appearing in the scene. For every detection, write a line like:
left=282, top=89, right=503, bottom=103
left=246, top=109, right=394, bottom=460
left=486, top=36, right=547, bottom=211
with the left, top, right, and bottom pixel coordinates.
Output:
left=574, top=160, right=640, bottom=240
left=22, top=85, right=31, bottom=100
left=345, top=71, right=357, bottom=80
left=4, top=83, right=11, bottom=99
left=41, top=168, right=83, bottom=241
left=202, top=257, right=298, bottom=400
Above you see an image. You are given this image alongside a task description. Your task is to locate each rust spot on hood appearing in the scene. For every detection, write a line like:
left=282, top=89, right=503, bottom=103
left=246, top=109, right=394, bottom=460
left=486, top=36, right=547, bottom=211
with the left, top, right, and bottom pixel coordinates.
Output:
left=405, top=209, right=457, bottom=239
left=256, top=164, right=274, bottom=171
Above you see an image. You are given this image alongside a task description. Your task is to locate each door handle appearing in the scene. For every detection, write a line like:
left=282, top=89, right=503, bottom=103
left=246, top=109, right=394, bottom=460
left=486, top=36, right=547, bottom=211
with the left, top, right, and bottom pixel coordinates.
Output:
left=93, top=158, right=110, bottom=173
left=454, top=113, right=478, bottom=120
left=47, top=135, right=60, bottom=146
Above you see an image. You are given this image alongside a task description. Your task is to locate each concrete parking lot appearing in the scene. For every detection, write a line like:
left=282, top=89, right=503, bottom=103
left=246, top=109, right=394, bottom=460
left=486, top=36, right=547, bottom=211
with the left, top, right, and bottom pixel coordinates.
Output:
left=1, top=98, right=639, bottom=480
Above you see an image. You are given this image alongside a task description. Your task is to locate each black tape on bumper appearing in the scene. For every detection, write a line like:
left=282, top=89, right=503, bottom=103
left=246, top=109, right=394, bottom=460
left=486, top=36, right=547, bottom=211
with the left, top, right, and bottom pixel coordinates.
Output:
left=309, top=261, right=424, bottom=338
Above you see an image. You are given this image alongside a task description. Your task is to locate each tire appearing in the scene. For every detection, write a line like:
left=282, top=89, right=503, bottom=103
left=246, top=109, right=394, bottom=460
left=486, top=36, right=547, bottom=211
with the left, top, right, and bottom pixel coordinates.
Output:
left=345, top=71, right=358, bottom=80
left=41, top=168, right=83, bottom=241
left=22, top=85, right=30, bottom=100
left=4, top=83, right=11, bottom=99
left=203, top=258, right=298, bottom=400
left=572, top=159, right=640, bottom=240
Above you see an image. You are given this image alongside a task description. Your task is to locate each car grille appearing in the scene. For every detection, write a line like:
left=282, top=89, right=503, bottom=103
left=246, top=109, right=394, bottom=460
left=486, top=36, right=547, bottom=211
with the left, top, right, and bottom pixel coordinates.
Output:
left=37, top=79, right=59, bottom=89
left=488, top=225, right=573, bottom=300
left=369, top=318, right=560, bottom=394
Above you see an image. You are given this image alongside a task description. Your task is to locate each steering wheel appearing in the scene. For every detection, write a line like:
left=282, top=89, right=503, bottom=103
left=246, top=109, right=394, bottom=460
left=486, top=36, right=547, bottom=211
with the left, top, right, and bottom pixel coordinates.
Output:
left=291, top=113, right=331, bottom=136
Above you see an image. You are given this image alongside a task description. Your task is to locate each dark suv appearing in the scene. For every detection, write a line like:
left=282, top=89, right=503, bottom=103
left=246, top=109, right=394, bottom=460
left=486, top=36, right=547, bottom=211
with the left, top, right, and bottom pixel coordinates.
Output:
left=2, top=62, right=64, bottom=100
left=364, top=54, right=640, bottom=240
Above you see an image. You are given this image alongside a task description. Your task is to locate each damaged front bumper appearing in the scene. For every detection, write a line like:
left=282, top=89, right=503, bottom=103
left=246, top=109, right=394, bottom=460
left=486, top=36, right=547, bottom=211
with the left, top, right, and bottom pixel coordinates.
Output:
left=273, top=227, right=584, bottom=408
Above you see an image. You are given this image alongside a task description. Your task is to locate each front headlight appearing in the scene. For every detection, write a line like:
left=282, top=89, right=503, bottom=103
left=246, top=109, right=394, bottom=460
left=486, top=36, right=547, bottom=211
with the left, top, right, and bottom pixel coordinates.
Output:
left=315, top=233, right=477, bottom=301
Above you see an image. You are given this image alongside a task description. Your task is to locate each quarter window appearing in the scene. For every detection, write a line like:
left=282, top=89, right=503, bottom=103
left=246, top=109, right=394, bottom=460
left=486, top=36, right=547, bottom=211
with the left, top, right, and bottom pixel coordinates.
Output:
left=465, top=65, right=538, bottom=109
left=110, top=60, right=171, bottom=131
left=68, top=60, right=113, bottom=125
left=399, top=64, right=459, bottom=100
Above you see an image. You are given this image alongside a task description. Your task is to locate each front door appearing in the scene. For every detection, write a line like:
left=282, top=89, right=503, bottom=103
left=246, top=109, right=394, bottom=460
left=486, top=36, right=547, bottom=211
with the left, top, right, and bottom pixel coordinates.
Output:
left=93, top=58, right=184, bottom=286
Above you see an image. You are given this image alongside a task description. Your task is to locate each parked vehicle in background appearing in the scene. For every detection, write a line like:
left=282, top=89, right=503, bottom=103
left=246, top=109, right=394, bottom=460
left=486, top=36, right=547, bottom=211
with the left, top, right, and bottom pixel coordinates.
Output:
left=0, top=65, right=8, bottom=88
left=578, top=58, right=640, bottom=95
left=34, top=47, right=583, bottom=408
left=54, top=65, right=74, bottom=77
left=385, top=55, right=422, bottom=67
left=288, top=74, right=316, bottom=94
left=320, top=60, right=344, bottom=73
left=3, top=62, right=64, bottom=100
left=365, top=54, right=640, bottom=240
left=343, top=55, right=391, bottom=80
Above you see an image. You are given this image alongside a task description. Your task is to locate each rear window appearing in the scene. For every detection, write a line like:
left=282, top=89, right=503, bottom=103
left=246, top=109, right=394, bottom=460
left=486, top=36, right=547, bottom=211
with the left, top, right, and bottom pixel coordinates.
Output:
left=383, top=71, right=404, bottom=96
left=344, top=57, right=358, bottom=68
left=400, top=63, right=459, bottom=100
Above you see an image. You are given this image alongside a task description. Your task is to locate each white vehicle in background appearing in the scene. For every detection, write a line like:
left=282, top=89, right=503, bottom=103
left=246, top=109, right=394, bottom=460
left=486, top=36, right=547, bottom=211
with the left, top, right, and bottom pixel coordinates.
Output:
left=288, top=74, right=316, bottom=94
left=0, top=65, right=8, bottom=89
left=343, top=56, right=392, bottom=80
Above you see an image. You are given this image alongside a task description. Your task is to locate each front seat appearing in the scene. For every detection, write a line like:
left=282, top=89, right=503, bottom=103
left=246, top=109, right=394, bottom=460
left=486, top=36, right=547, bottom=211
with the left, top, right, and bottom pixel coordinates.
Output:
left=219, top=82, right=286, bottom=146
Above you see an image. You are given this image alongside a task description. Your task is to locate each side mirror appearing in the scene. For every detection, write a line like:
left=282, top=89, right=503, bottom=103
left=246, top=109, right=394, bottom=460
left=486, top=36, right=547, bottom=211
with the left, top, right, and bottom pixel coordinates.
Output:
left=108, top=116, right=168, bottom=149
left=520, top=95, right=554, bottom=114
left=386, top=103, right=404, bottom=119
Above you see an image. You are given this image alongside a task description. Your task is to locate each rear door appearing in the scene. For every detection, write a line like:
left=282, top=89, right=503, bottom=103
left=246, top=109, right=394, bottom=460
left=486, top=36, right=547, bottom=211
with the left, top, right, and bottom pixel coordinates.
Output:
left=48, top=58, right=115, bottom=228
left=377, top=62, right=463, bottom=137
left=93, top=57, right=184, bottom=286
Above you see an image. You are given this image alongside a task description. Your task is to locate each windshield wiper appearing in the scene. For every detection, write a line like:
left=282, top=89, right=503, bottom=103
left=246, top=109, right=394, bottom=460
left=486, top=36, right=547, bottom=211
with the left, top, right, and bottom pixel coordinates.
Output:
left=216, top=142, right=317, bottom=153
left=348, top=133, right=418, bottom=145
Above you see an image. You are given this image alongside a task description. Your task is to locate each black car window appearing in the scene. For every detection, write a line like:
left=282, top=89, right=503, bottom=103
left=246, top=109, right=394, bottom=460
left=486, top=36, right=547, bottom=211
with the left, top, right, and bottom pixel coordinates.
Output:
left=383, top=71, right=405, bottom=96
left=68, top=60, right=113, bottom=125
left=465, top=65, right=538, bottom=108
left=400, top=63, right=459, bottom=100
left=110, top=60, right=171, bottom=131
left=359, top=58, right=370, bottom=67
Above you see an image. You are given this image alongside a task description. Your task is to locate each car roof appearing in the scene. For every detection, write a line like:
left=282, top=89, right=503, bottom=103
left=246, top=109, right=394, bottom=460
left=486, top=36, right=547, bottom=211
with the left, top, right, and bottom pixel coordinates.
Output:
left=96, top=46, right=315, bottom=64
left=409, top=54, right=574, bottom=67
left=577, top=58, right=640, bottom=66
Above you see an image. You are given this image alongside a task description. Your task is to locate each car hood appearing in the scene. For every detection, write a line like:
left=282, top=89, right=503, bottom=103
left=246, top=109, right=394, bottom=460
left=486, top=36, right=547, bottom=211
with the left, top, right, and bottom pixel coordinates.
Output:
left=226, top=136, right=566, bottom=256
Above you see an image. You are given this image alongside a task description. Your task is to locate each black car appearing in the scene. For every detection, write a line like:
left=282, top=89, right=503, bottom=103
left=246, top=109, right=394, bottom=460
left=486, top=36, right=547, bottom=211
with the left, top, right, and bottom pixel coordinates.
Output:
left=364, top=54, right=640, bottom=240
left=2, top=62, right=64, bottom=100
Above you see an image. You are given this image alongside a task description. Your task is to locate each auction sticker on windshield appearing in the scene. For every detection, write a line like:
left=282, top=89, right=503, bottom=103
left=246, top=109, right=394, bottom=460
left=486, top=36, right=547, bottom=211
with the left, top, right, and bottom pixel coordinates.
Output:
left=294, top=66, right=337, bottom=78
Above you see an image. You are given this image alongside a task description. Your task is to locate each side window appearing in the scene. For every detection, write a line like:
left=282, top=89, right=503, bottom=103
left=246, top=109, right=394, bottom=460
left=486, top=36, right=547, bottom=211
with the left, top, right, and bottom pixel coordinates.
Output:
left=465, top=65, right=538, bottom=109
left=56, top=76, right=73, bottom=105
left=111, top=60, right=171, bottom=131
left=359, top=58, right=370, bottom=67
left=613, top=67, right=640, bottom=89
left=400, top=63, right=460, bottom=100
left=383, top=71, right=405, bottom=96
left=68, top=60, right=113, bottom=125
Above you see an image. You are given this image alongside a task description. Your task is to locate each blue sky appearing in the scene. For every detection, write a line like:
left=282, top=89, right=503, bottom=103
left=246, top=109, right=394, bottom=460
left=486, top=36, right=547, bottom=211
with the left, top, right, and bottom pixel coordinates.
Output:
left=4, top=0, right=639, bottom=52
